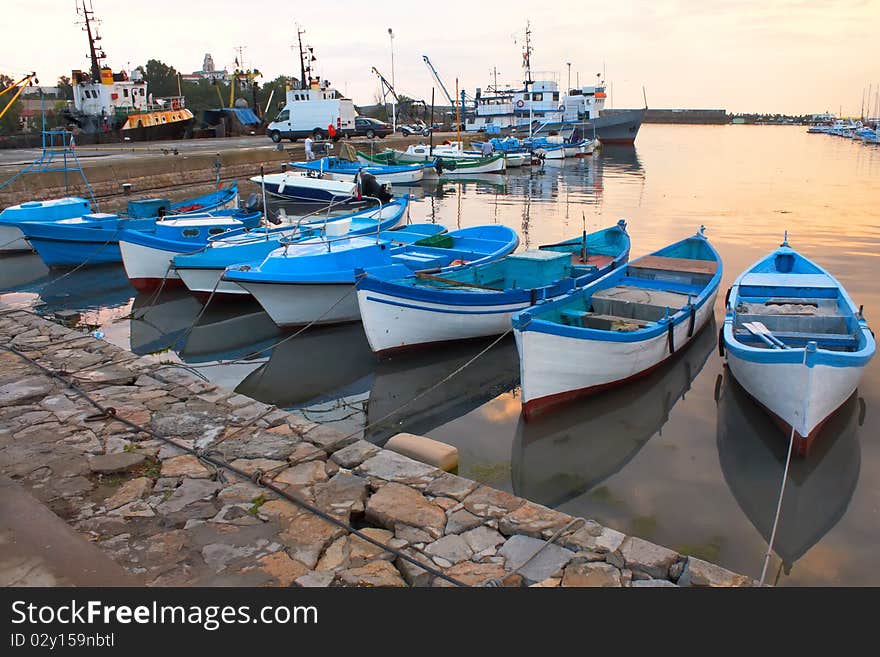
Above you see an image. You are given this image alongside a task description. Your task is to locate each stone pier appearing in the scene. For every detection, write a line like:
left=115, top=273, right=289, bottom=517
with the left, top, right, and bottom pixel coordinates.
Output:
left=0, top=306, right=754, bottom=587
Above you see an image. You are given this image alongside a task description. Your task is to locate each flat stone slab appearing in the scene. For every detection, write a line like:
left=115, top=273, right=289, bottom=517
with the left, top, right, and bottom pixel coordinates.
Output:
left=87, top=452, right=147, bottom=474
left=156, top=479, right=221, bottom=514
left=0, top=377, right=54, bottom=406
left=355, top=451, right=441, bottom=487
left=677, top=557, right=752, bottom=587
left=365, top=482, right=446, bottom=539
left=497, top=534, right=574, bottom=584
left=330, top=440, right=380, bottom=469
left=424, top=534, right=473, bottom=566
left=620, top=537, right=680, bottom=579
left=561, top=562, right=622, bottom=587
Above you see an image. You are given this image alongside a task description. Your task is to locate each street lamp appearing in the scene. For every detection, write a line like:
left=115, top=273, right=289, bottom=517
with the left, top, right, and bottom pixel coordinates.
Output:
left=566, top=62, right=571, bottom=93
left=388, top=27, right=396, bottom=132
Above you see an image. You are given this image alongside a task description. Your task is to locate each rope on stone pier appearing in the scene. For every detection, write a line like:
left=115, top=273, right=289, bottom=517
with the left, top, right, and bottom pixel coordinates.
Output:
left=2, top=343, right=472, bottom=588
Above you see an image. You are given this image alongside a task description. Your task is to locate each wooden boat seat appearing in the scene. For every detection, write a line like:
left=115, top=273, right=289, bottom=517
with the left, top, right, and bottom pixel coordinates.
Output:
left=631, top=255, right=717, bottom=276
left=571, top=253, right=615, bottom=268
left=734, top=328, right=858, bottom=351
left=590, top=285, right=692, bottom=322
left=735, top=312, right=849, bottom=335
left=560, top=309, right=652, bottom=332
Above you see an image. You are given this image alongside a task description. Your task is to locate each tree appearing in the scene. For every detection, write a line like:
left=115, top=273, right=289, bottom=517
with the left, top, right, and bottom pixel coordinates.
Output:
left=57, top=75, right=73, bottom=100
left=141, top=59, right=180, bottom=99
left=0, top=73, right=23, bottom=135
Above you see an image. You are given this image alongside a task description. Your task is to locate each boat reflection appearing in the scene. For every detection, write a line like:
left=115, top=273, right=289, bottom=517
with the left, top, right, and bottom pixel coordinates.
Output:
left=511, top=318, right=716, bottom=508
left=129, top=289, right=203, bottom=355
left=716, top=371, right=863, bottom=574
left=0, top=253, right=49, bottom=290
left=236, top=323, right=376, bottom=408
left=365, top=336, right=519, bottom=445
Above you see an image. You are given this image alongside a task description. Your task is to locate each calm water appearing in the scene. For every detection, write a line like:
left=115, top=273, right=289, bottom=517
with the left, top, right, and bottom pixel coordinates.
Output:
left=2, top=125, right=878, bottom=585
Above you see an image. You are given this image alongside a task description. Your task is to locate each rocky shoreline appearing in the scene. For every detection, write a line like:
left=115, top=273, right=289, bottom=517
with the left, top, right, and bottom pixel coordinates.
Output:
left=0, top=305, right=755, bottom=587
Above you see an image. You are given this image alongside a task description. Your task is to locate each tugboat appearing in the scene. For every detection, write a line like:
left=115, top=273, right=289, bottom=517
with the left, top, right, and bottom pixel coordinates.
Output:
left=62, top=1, right=193, bottom=141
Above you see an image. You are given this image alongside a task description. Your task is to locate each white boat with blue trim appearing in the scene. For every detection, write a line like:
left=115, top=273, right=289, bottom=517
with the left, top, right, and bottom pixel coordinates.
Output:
left=721, top=237, right=875, bottom=456
left=356, top=220, right=630, bottom=356
left=513, top=227, right=722, bottom=418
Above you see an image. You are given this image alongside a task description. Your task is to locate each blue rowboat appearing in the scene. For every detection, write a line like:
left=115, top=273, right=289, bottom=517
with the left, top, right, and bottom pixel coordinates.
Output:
left=357, top=220, right=631, bottom=355
left=721, top=237, right=875, bottom=456
left=287, top=157, right=424, bottom=185
left=117, top=210, right=263, bottom=291
left=18, top=185, right=241, bottom=267
left=513, top=227, right=722, bottom=418
left=173, top=197, right=411, bottom=300
left=223, top=224, right=519, bottom=328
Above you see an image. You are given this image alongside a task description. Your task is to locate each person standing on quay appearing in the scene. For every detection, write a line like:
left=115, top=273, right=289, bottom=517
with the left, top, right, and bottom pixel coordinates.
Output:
left=304, top=135, right=314, bottom=160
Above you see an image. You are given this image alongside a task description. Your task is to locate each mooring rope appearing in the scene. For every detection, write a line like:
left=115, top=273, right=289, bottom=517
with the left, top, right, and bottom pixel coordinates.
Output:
left=2, top=342, right=470, bottom=588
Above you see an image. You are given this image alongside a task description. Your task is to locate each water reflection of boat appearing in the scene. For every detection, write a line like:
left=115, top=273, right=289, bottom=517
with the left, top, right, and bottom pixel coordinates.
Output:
left=716, top=371, right=862, bottom=573
left=129, top=289, right=203, bottom=355
left=0, top=253, right=49, bottom=290
left=439, top=173, right=507, bottom=188
left=365, top=336, right=519, bottom=445
left=28, top=262, right=133, bottom=314
left=180, top=306, right=282, bottom=363
left=510, top=318, right=716, bottom=508
left=236, top=323, right=376, bottom=408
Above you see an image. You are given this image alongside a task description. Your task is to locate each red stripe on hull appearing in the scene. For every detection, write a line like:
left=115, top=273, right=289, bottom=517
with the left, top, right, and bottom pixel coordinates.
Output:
left=129, top=277, right=184, bottom=292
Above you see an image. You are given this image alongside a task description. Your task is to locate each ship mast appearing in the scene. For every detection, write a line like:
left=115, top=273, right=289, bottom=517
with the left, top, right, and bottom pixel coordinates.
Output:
left=522, top=21, right=533, bottom=88
left=77, top=1, right=105, bottom=81
left=296, top=24, right=307, bottom=89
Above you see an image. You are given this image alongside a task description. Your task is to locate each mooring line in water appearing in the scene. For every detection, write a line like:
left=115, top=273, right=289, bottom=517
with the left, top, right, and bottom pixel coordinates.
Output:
left=3, top=343, right=471, bottom=588
left=337, top=329, right=515, bottom=447
left=24, top=228, right=123, bottom=295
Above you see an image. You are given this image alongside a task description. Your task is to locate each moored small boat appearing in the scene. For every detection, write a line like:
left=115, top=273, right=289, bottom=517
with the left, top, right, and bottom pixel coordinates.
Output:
left=0, top=197, right=91, bottom=253
left=513, top=226, right=722, bottom=418
left=357, top=220, right=630, bottom=356
left=249, top=172, right=358, bottom=203
left=224, top=224, right=519, bottom=328
left=721, top=238, right=875, bottom=456
left=118, top=210, right=262, bottom=291
left=174, top=198, right=411, bottom=300
left=288, top=157, right=424, bottom=185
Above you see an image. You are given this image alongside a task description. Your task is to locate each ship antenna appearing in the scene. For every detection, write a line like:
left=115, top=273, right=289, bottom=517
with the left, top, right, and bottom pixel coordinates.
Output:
left=77, top=1, right=104, bottom=81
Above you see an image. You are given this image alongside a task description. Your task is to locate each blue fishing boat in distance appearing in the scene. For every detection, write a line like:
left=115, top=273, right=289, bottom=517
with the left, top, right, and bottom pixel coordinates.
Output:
left=288, top=157, right=424, bottom=185
left=721, top=236, right=875, bottom=456
left=18, top=185, right=241, bottom=267
left=357, top=220, right=630, bottom=356
left=224, top=224, right=519, bottom=328
left=173, top=197, right=411, bottom=300
left=513, top=226, right=722, bottom=419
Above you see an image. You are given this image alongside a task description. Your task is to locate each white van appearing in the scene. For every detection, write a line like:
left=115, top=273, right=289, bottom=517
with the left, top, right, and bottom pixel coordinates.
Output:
left=267, top=85, right=357, bottom=143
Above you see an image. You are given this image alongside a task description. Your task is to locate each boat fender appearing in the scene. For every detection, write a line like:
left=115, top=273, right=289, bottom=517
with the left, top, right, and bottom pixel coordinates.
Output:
left=718, top=326, right=725, bottom=357
left=529, top=288, right=538, bottom=306
left=667, top=320, right=675, bottom=354
left=687, top=303, right=696, bottom=337
left=724, top=286, right=732, bottom=308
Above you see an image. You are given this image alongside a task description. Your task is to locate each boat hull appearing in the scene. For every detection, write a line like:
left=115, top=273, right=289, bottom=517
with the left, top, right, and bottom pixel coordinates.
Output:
left=234, top=280, right=361, bottom=327
left=724, top=351, right=865, bottom=456
left=516, top=289, right=717, bottom=419
left=28, top=236, right=122, bottom=267
left=176, top=267, right=248, bottom=298
left=357, top=287, right=534, bottom=356
left=440, top=157, right=507, bottom=174
left=0, top=225, right=31, bottom=253
left=119, top=239, right=184, bottom=291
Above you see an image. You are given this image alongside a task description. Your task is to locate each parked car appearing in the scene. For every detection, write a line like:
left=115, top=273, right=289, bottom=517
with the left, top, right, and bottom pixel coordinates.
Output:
left=353, top=117, right=393, bottom=139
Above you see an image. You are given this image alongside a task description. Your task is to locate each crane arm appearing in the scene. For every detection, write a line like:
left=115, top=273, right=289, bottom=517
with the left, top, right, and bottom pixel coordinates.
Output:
left=371, top=67, right=400, bottom=105
left=421, top=55, right=455, bottom=106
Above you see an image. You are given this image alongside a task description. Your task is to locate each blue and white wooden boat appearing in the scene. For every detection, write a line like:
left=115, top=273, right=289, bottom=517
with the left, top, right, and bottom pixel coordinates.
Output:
left=173, top=197, right=411, bottom=300
left=249, top=171, right=358, bottom=203
left=356, top=220, right=630, bottom=355
left=855, top=127, right=880, bottom=144
left=223, top=225, right=519, bottom=328
left=721, top=237, right=875, bottom=456
left=513, top=227, right=722, bottom=418
left=288, top=157, right=424, bottom=185
left=15, top=186, right=241, bottom=267
left=117, top=210, right=262, bottom=291
left=0, top=185, right=237, bottom=255
left=0, top=197, right=91, bottom=253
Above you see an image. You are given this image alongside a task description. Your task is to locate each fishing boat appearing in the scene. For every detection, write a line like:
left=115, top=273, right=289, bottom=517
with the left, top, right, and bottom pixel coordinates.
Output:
left=223, top=225, right=519, bottom=328
left=512, top=317, right=716, bottom=508
left=0, top=197, right=92, bottom=253
left=381, top=145, right=508, bottom=174
left=19, top=186, right=241, bottom=268
left=287, top=157, right=425, bottom=185
left=356, top=220, right=630, bottom=356
left=513, top=227, right=722, bottom=418
left=716, top=371, right=862, bottom=575
left=173, top=198, right=411, bottom=300
left=356, top=151, right=440, bottom=180
left=249, top=171, right=359, bottom=203
left=118, top=209, right=263, bottom=291
left=720, top=238, right=875, bottom=456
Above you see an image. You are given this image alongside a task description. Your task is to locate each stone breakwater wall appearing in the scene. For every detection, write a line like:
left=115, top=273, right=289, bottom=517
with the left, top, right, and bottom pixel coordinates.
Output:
left=0, top=306, right=755, bottom=587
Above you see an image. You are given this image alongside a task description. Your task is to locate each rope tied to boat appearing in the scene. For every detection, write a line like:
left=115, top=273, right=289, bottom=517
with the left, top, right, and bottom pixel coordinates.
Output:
left=2, top=343, right=471, bottom=589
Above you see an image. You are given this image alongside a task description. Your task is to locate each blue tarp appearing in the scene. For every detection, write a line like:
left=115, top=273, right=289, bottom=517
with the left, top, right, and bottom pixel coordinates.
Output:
left=228, top=107, right=260, bottom=125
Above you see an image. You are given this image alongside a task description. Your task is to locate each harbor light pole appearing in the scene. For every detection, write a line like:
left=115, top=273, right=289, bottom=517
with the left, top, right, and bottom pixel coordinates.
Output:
left=388, top=28, right=396, bottom=133
left=566, top=62, right=571, bottom=93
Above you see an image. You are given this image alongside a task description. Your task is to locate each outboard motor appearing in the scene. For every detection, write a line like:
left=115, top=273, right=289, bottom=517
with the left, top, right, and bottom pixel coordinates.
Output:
left=244, top=192, right=263, bottom=212
left=358, top=171, right=393, bottom=204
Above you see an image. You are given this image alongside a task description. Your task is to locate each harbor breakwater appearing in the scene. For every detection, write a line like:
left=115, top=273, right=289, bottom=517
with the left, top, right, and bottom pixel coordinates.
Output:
left=0, top=303, right=756, bottom=587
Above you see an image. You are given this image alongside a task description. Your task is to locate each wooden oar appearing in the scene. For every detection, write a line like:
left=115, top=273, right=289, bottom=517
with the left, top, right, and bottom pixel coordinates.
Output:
left=743, top=322, right=787, bottom=349
left=751, top=321, right=790, bottom=349
left=415, top=271, right=499, bottom=291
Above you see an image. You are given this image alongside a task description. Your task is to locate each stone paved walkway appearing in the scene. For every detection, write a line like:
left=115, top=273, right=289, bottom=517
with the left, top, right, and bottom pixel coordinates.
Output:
left=0, top=306, right=754, bottom=587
